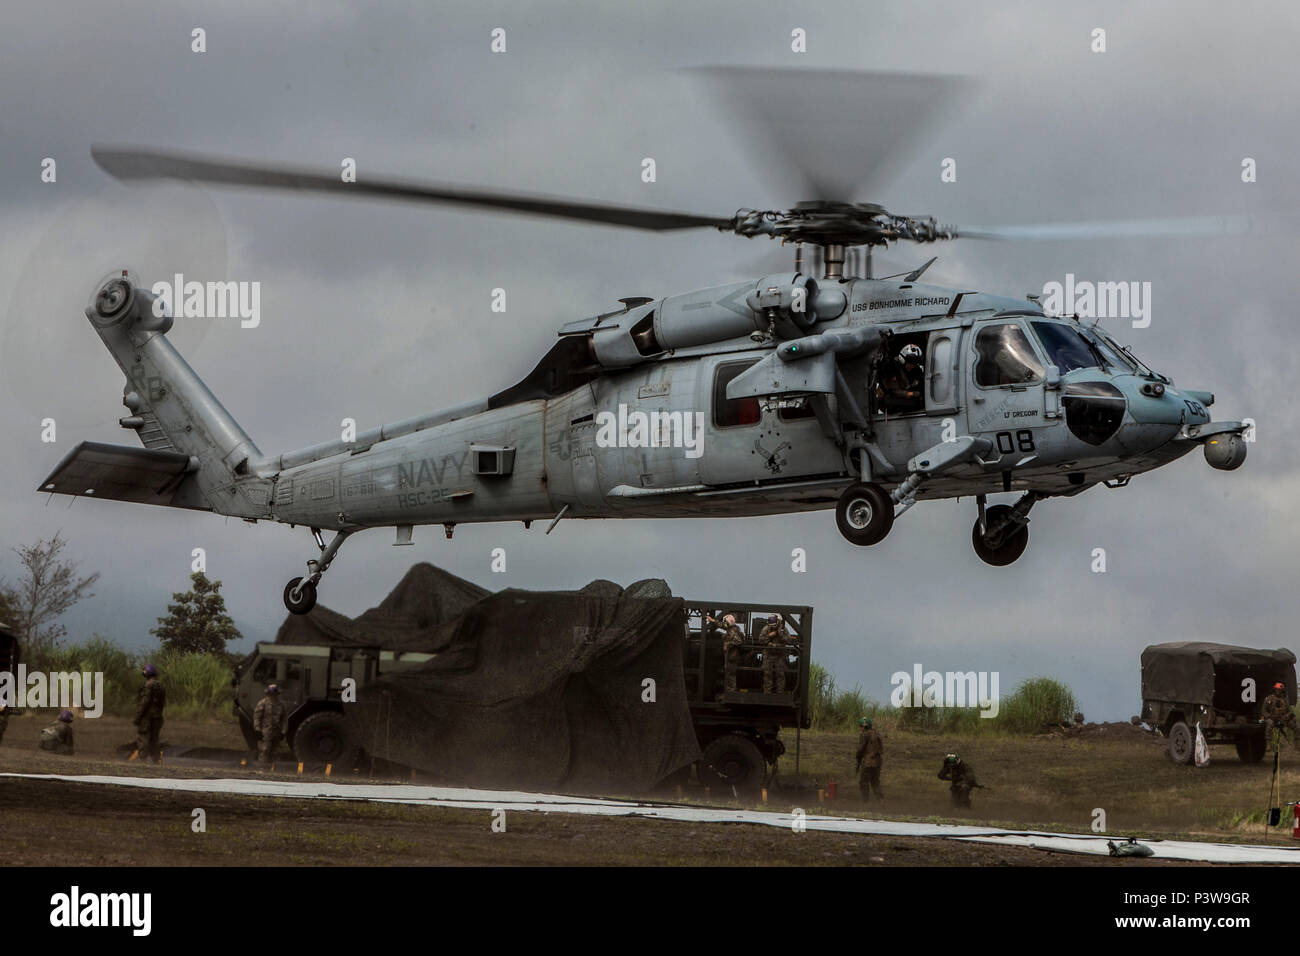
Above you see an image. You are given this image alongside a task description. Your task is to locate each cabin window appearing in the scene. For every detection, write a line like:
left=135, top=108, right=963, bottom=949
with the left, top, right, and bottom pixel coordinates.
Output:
left=712, top=361, right=761, bottom=428
left=974, top=323, right=1044, bottom=387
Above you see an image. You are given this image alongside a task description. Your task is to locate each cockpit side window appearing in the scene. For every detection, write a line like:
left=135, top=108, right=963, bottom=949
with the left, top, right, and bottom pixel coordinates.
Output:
left=973, top=323, right=1044, bottom=387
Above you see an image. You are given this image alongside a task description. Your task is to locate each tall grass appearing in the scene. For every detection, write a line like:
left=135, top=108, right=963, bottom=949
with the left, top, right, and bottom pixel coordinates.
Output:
left=23, top=636, right=233, bottom=718
left=808, top=664, right=1077, bottom=738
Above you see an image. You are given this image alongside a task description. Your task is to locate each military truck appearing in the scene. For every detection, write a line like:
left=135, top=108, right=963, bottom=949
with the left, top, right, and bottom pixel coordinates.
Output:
left=1140, top=642, right=1296, bottom=764
left=232, top=599, right=811, bottom=789
left=232, top=644, right=436, bottom=769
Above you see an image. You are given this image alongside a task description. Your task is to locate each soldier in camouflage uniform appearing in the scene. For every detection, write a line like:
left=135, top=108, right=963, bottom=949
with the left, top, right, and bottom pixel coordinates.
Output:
left=253, top=683, right=287, bottom=767
left=133, top=663, right=166, bottom=763
left=1261, top=682, right=1296, bottom=749
left=938, top=753, right=979, bottom=808
left=854, top=716, right=884, bottom=801
left=39, top=710, right=75, bottom=755
left=759, top=614, right=797, bottom=694
left=708, top=613, right=746, bottom=697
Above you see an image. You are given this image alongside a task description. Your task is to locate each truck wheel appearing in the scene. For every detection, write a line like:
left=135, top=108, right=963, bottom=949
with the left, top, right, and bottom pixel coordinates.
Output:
left=1167, top=721, right=1193, bottom=765
left=292, top=711, right=360, bottom=770
left=699, top=735, right=767, bottom=795
left=1235, top=733, right=1267, bottom=764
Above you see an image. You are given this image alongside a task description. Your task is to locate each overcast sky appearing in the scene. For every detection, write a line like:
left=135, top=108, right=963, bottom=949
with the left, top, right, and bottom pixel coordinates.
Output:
left=1, top=0, right=1296, bottom=720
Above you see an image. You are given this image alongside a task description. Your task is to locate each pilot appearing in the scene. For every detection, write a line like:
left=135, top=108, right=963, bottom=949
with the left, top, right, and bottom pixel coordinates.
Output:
left=253, top=684, right=288, bottom=768
left=39, top=710, right=75, bottom=756
left=854, top=717, right=884, bottom=802
left=759, top=614, right=797, bottom=694
left=879, top=343, right=925, bottom=411
left=1261, top=682, right=1296, bottom=749
left=938, top=752, right=979, bottom=808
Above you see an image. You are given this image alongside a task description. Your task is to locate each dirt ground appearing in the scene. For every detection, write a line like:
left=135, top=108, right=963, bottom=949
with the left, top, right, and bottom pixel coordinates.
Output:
left=1, top=712, right=1293, bottom=866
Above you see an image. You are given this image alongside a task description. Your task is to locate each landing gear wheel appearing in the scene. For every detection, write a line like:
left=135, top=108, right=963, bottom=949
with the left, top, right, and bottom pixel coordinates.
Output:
left=283, top=576, right=317, bottom=615
left=972, top=504, right=1029, bottom=566
left=698, top=734, right=767, bottom=796
left=292, top=711, right=361, bottom=770
left=1235, top=733, right=1266, bottom=764
left=1167, top=721, right=1193, bottom=765
left=835, top=482, right=894, bottom=546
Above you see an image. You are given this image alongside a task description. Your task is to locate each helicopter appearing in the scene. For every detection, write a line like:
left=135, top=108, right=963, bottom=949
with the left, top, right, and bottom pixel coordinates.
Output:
left=37, top=70, right=1253, bottom=614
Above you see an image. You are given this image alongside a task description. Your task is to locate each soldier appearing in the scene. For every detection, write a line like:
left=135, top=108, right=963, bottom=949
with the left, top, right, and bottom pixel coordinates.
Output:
left=132, top=663, right=166, bottom=764
left=854, top=716, right=884, bottom=801
left=253, top=683, right=287, bottom=767
left=1261, top=682, right=1296, bottom=748
left=759, top=614, right=797, bottom=694
left=39, top=710, right=75, bottom=755
left=708, top=612, right=746, bottom=698
left=879, top=343, right=925, bottom=411
left=938, top=752, right=980, bottom=808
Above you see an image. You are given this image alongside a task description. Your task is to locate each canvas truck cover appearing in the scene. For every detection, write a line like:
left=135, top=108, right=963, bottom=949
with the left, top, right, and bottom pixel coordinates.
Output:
left=349, top=581, right=701, bottom=790
left=1141, top=642, right=1297, bottom=708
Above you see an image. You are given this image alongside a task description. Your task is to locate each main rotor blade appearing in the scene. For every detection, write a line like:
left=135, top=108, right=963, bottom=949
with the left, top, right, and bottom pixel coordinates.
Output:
left=91, top=146, right=733, bottom=232
left=686, top=67, right=974, bottom=202
left=956, top=216, right=1260, bottom=241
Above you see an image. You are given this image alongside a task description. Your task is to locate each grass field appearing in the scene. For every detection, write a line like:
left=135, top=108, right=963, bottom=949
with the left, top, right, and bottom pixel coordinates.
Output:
left=2, top=710, right=1296, bottom=865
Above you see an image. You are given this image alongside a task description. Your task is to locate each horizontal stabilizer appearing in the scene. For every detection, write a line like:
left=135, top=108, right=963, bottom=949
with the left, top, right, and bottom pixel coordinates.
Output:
left=38, top=441, right=202, bottom=508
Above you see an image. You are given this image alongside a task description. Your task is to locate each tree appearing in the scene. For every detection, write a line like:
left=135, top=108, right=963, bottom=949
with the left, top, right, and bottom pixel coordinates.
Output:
left=6, top=532, right=100, bottom=657
left=151, top=571, right=242, bottom=654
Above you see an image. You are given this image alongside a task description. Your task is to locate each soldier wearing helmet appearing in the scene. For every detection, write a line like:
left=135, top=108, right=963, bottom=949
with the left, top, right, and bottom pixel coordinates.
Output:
left=879, top=342, right=925, bottom=412
left=938, top=752, right=980, bottom=808
left=39, top=709, right=75, bottom=755
left=1261, top=681, right=1296, bottom=749
left=758, top=613, right=797, bottom=695
left=854, top=716, right=884, bottom=802
left=705, top=612, right=746, bottom=698
left=253, top=683, right=287, bottom=768
left=132, top=663, right=166, bottom=764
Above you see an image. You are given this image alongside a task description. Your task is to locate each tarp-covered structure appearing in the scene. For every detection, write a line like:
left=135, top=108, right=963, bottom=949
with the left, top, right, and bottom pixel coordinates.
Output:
left=1141, top=642, right=1296, bottom=710
left=274, top=567, right=701, bottom=790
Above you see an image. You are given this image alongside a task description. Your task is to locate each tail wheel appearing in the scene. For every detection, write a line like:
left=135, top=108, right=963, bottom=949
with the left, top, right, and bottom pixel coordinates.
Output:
left=283, top=576, right=317, bottom=615
left=1235, top=733, right=1266, bottom=764
left=292, top=711, right=361, bottom=770
left=698, top=734, right=767, bottom=796
left=835, top=482, right=894, bottom=546
left=1166, top=720, right=1193, bottom=765
left=972, top=504, right=1029, bottom=566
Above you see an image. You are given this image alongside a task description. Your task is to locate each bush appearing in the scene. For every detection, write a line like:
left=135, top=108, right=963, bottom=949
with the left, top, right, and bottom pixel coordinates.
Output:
left=22, top=636, right=233, bottom=719
left=810, top=664, right=1076, bottom=737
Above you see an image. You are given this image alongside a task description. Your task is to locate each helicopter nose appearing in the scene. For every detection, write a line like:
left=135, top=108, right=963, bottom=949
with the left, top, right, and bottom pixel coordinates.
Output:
left=1123, top=379, right=1211, bottom=426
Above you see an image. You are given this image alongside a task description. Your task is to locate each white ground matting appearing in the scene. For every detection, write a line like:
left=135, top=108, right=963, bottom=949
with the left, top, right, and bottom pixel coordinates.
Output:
left=5, top=772, right=1297, bottom=863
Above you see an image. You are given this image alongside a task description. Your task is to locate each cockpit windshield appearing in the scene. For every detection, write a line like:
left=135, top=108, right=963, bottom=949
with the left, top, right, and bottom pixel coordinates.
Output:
left=1031, top=321, right=1144, bottom=375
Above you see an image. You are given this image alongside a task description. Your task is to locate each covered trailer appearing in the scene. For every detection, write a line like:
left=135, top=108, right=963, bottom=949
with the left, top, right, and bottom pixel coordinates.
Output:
left=1141, top=642, right=1296, bottom=764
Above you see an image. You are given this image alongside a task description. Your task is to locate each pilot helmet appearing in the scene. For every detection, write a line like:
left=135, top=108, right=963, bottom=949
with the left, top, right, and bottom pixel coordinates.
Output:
left=899, top=344, right=923, bottom=364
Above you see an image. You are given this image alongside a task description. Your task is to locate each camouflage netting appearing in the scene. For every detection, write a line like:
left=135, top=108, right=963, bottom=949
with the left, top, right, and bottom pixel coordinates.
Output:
left=277, top=567, right=699, bottom=790
left=273, top=563, right=490, bottom=647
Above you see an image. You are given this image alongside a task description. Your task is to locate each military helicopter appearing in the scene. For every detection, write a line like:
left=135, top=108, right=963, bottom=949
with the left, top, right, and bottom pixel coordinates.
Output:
left=39, top=70, right=1253, bottom=613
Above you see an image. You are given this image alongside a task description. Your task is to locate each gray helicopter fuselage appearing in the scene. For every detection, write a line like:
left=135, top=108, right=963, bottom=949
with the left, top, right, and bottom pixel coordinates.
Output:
left=255, top=274, right=1214, bottom=533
